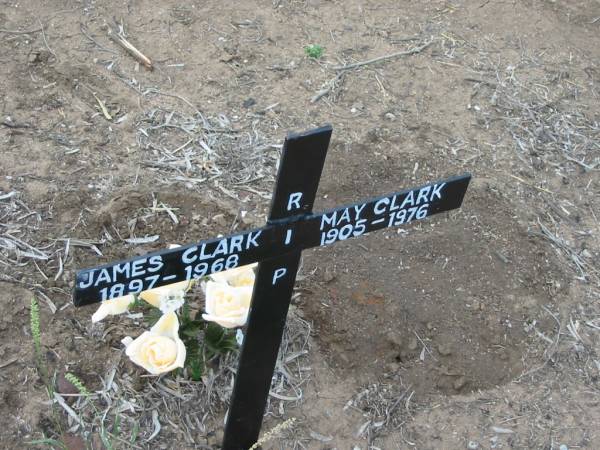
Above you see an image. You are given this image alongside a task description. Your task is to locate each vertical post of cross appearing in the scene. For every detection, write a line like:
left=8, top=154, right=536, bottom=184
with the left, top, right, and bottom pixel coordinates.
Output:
left=222, top=125, right=332, bottom=449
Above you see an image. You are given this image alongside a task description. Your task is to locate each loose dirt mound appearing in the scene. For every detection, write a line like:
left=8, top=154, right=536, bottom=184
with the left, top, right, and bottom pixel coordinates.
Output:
left=303, top=162, right=569, bottom=397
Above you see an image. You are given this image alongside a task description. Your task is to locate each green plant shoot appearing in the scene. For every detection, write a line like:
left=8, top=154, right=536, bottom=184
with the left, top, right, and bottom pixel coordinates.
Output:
left=304, top=44, right=324, bottom=59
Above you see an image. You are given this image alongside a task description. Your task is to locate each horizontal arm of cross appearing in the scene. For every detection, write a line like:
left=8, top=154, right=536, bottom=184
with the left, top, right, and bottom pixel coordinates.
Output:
left=73, top=173, right=470, bottom=306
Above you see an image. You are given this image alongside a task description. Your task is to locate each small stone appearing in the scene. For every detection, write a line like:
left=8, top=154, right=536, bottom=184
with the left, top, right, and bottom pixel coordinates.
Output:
left=241, top=213, right=255, bottom=225
left=384, top=112, right=396, bottom=121
left=212, top=214, right=227, bottom=227
left=386, top=331, right=402, bottom=347
left=28, top=51, right=50, bottom=64
left=323, top=266, right=336, bottom=282
left=438, top=343, right=452, bottom=356
left=426, top=322, right=435, bottom=330
left=582, top=249, right=592, bottom=259
left=467, top=441, right=479, bottom=449
left=453, top=376, right=467, bottom=391
left=242, top=98, right=256, bottom=108
left=407, top=337, right=418, bottom=351
left=386, top=362, right=400, bottom=372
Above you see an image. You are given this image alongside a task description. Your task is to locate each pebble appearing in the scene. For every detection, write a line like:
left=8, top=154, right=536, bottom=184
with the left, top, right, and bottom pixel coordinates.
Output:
left=386, top=362, right=400, bottom=372
left=438, top=343, right=452, bottom=356
left=242, top=98, right=256, bottom=108
left=386, top=331, right=402, bottom=347
left=467, top=441, right=479, bottom=449
left=212, top=214, right=227, bottom=227
left=384, top=112, right=396, bottom=121
left=407, top=337, right=418, bottom=351
left=241, top=213, right=255, bottom=225
left=453, top=376, right=467, bottom=391
left=323, top=266, right=336, bottom=282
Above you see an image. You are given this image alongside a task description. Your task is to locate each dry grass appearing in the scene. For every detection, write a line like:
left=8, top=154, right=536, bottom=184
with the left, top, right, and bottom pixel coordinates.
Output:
left=0, top=192, right=47, bottom=263
left=347, top=381, right=414, bottom=447
left=135, top=107, right=280, bottom=201
left=65, top=307, right=312, bottom=447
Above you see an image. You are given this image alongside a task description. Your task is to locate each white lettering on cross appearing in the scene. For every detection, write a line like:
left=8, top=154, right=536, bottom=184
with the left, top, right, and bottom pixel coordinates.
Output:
left=272, top=268, right=287, bottom=285
left=287, top=192, right=303, bottom=211
left=284, top=229, right=293, bottom=245
left=430, top=182, right=446, bottom=201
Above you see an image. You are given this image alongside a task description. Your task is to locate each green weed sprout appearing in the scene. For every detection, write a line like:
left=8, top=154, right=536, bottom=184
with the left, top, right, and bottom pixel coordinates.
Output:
left=65, top=373, right=130, bottom=449
left=30, top=297, right=49, bottom=383
left=65, top=373, right=90, bottom=397
left=304, top=44, right=324, bottom=59
left=30, top=298, right=42, bottom=357
left=29, top=297, right=65, bottom=446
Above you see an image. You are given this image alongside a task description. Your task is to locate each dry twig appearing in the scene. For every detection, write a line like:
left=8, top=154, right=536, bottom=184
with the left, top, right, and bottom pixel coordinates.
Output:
left=331, top=40, right=433, bottom=71
left=312, top=40, right=433, bottom=103
left=108, top=24, right=153, bottom=69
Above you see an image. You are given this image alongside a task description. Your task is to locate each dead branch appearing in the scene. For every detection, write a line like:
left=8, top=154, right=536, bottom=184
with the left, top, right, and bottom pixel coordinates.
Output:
left=108, top=25, right=153, bottom=69
left=310, top=71, right=346, bottom=103
left=331, top=40, right=433, bottom=71
left=312, top=40, right=433, bottom=103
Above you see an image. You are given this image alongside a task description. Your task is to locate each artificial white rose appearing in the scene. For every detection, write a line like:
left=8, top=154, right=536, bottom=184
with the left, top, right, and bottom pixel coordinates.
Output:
left=122, top=312, right=186, bottom=375
left=91, top=295, right=135, bottom=323
left=210, top=262, right=257, bottom=287
left=139, top=280, right=192, bottom=313
left=202, top=281, right=253, bottom=328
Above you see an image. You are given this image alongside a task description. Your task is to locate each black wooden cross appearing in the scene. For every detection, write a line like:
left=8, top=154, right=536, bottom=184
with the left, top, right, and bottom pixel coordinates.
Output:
left=73, top=125, right=470, bottom=449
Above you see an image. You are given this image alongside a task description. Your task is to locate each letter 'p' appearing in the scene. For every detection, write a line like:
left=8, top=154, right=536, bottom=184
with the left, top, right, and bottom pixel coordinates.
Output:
left=272, top=267, right=287, bottom=285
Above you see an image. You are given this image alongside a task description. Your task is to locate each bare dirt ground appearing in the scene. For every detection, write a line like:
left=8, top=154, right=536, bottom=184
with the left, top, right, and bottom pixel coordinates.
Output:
left=1, top=0, right=599, bottom=449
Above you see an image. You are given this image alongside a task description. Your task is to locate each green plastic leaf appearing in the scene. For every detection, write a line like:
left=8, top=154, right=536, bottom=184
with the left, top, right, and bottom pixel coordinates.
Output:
left=204, top=323, right=238, bottom=358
